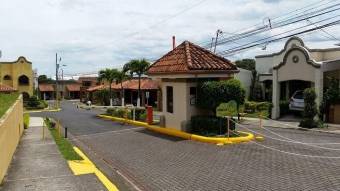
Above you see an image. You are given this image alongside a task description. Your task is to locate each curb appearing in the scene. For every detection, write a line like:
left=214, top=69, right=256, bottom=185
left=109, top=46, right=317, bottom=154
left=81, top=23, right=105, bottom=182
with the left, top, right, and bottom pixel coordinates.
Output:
left=97, top=114, right=254, bottom=145
left=25, top=108, right=62, bottom=113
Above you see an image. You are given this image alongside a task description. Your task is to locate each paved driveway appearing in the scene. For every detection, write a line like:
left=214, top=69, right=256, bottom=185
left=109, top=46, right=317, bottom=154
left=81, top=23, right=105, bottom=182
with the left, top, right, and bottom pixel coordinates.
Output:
left=32, top=101, right=340, bottom=190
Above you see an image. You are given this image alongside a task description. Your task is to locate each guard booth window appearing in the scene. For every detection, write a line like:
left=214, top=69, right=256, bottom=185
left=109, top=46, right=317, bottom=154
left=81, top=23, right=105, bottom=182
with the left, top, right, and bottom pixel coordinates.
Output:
left=166, top=86, right=173, bottom=113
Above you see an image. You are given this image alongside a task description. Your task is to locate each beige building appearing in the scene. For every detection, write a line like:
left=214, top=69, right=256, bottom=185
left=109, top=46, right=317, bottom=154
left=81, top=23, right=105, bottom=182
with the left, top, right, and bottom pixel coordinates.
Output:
left=148, top=41, right=239, bottom=131
left=256, top=37, right=340, bottom=120
left=0, top=57, right=33, bottom=98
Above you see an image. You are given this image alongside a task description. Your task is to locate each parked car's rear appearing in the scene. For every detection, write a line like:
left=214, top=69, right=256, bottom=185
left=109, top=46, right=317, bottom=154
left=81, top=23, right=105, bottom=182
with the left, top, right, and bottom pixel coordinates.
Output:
left=289, top=90, right=304, bottom=111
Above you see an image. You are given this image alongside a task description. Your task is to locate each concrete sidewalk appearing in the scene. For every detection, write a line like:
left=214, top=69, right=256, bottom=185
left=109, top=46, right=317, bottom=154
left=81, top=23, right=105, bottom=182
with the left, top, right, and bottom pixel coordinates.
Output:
left=0, top=117, right=106, bottom=191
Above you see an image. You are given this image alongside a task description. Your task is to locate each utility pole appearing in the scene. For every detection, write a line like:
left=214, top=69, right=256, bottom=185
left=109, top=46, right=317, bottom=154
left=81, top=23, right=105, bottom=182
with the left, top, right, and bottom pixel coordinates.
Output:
left=55, top=53, right=60, bottom=108
left=210, top=37, right=214, bottom=51
left=213, top=29, right=222, bottom=53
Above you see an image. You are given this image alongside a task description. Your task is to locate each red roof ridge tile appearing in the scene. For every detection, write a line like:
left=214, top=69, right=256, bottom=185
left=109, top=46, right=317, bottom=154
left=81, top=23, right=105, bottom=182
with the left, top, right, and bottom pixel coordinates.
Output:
left=148, top=40, right=238, bottom=75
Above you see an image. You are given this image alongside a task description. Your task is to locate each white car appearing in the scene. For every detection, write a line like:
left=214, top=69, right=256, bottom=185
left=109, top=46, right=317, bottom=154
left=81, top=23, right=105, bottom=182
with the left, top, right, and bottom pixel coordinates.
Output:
left=289, top=90, right=304, bottom=111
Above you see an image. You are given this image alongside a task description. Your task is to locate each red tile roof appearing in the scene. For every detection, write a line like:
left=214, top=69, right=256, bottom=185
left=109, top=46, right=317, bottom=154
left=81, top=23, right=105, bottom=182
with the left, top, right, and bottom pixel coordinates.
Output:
left=87, top=84, right=106, bottom=92
left=111, top=78, right=159, bottom=90
left=87, top=79, right=159, bottom=92
left=148, top=41, right=238, bottom=74
left=39, top=84, right=54, bottom=92
left=0, top=84, right=16, bottom=92
left=66, top=84, right=80, bottom=92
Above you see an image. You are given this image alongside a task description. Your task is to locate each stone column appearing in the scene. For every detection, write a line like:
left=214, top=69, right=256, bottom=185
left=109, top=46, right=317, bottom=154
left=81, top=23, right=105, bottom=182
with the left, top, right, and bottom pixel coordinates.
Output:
left=272, top=69, right=281, bottom=119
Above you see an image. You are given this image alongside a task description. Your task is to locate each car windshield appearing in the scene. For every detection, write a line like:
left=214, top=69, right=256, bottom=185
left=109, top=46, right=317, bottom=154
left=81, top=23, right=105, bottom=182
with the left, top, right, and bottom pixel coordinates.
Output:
left=294, top=91, right=304, bottom=99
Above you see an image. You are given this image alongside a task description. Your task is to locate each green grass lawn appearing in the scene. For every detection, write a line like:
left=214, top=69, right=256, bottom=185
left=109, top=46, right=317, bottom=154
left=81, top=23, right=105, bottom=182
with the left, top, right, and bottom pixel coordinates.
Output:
left=0, top=93, right=19, bottom=118
left=44, top=118, right=82, bottom=160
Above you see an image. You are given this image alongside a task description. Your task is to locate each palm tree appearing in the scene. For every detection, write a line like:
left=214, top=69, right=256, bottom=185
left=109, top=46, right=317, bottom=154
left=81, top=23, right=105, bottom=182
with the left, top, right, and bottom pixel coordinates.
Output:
left=123, top=59, right=150, bottom=107
left=98, top=68, right=118, bottom=106
left=115, top=69, right=129, bottom=106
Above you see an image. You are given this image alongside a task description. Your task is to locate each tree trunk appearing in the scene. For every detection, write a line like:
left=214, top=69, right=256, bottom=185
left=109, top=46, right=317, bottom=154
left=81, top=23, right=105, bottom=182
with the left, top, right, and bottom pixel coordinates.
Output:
left=121, top=82, right=124, bottom=106
left=109, top=80, right=113, bottom=106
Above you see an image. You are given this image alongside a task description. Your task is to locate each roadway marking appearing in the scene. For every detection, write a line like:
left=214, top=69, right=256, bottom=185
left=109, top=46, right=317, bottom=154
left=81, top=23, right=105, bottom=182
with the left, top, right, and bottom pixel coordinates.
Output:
left=73, top=127, right=143, bottom=139
left=68, top=147, right=119, bottom=191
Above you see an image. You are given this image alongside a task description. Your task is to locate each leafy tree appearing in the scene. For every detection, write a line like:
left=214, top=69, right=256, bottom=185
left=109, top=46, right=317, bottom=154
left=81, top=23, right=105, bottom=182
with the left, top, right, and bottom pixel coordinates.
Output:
left=123, top=59, right=150, bottom=106
left=98, top=68, right=119, bottom=106
left=299, top=88, right=320, bottom=128
left=235, top=59, right=255, bottom=71
left=324, top=77, right=340, bottom=105
left=38, top=75, right=54, bottom=83
left=197, top=79, right=245, bottom=115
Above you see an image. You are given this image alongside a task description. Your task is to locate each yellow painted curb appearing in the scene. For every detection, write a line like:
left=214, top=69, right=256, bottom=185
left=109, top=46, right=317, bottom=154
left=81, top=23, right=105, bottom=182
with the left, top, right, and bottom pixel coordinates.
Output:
left=97, top=114, right=254, bottom=145
left=255, top=136, right=265, bottom=141
left=68, top=147, right=119, bottom=191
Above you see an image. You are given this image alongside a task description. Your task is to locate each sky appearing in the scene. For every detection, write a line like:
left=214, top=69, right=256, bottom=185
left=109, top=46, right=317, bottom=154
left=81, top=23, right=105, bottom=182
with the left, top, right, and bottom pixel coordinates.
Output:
left=0, top=0, right=339, bottom=77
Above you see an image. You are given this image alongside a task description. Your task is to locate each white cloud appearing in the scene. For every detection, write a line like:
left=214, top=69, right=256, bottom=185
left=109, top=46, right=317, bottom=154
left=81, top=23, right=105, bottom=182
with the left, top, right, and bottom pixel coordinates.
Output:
left=0, top=0, right=339, bottom=76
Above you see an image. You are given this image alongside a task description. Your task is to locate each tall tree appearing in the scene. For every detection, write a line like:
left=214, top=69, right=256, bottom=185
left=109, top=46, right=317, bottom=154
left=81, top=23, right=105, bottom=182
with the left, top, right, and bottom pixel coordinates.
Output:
left=115, top=69, right=129, bottom=106
left=123, top=59, right=150, bottom=107
left=98, top=68, right=118, bottom=106
left=235, top=59, right=255, bottom=71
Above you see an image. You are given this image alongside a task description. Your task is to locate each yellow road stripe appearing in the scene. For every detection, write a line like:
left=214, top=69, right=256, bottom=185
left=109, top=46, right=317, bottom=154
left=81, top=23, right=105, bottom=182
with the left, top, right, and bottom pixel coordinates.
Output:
left=68, top=147, right=119, bottom=191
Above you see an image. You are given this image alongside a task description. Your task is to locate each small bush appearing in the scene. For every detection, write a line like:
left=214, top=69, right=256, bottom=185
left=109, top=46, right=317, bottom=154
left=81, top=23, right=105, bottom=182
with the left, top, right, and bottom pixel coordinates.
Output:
left=279, top=100, right=290, bottom=115
left=24, top=113, right=30, bottom=129
left=299, top=88, right=321, bottom=128
left=244, top=101, right=257, bottom=113
left=244, top=101, right=271, bottom=114
left=191, top=116, right=235, bottom=136
left=27, top=96, right=40, bottom=107
left=106, top=107, right=146, bottom=121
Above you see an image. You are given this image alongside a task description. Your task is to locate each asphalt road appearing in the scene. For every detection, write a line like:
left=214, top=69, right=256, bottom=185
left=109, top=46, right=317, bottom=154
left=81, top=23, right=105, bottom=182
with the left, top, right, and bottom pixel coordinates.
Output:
left=32, top=101, right=340, bottom=191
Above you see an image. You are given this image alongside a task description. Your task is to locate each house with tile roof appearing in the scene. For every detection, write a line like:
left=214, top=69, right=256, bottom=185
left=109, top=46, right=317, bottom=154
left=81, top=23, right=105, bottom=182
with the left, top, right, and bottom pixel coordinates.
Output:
left=0, top=57, right=33, bottom=99
left=148, top=40, right=239, bottom=131
left=87, top=78, right=160, bottom=106
left=0, top=84, right=17, bottom=93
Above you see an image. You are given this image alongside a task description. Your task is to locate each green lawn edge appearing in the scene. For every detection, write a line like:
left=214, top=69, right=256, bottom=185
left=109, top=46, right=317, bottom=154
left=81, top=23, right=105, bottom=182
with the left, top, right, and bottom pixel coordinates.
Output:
left=44, top=118, right=82, bottom=160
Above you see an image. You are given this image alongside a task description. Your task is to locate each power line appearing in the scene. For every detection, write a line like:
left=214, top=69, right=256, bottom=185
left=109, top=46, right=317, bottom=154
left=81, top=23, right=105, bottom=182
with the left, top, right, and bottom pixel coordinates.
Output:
left=218, top=14, right=340, bottom=55
left=218, top=19, right=340, bottom=57
left=202, top=1, right=340, bottom=48
left=306, top=19, right=340, bottom=41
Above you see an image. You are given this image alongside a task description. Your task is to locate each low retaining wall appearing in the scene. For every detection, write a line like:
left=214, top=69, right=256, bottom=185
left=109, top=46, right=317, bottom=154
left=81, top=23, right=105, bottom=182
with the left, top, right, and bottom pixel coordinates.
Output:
left=0, top=95, right=24, bottom=183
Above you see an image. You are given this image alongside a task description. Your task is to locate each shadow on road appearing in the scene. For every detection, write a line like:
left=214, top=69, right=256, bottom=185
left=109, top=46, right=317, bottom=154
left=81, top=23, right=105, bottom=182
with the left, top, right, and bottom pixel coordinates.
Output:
left=135, top=129, right=185, bottom=142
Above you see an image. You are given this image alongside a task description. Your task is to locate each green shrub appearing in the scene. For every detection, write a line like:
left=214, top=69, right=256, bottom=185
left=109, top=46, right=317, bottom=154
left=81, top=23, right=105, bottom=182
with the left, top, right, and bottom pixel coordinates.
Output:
left=41, top=100, right=48, bottom=108
left=279, top=100, right=290, bottom=115
left=191, top=116, right=235, bottom=136
left=244, top=101, right=271, bottom=113
left=197, top=79, right=245, bottom=115
left=27, top=96, right=40, bottom=107
left=24, top=113, right=30, bottom=129
left=244, top=101, right=257, bottom=113
left=299, top=88, right=321, bottom=128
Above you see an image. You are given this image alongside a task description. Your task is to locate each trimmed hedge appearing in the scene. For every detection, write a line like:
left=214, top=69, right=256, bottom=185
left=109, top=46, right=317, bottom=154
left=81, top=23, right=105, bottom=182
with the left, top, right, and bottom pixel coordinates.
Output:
left=191, top=116, right=235, bottom=136
left=106, top=108, right=146, bottom=122
left=244, top=101, right=272, bottom=113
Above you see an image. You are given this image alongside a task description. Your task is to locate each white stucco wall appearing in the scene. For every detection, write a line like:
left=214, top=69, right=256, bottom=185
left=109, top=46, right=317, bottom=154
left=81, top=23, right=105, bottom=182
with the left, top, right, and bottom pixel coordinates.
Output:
left=277, top=50, right=317, bottom=82
left=256, top=38, right=306, bottom=76
left=235, top=68, right=252, bottom=98
left=161, top=80, right=188, bottom=131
